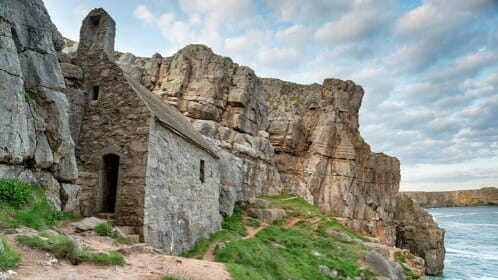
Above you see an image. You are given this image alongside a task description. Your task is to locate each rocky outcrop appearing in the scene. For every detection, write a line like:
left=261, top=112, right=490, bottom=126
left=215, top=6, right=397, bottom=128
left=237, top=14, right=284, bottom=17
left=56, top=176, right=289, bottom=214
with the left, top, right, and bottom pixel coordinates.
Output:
left=0, top=0, right=77, bottom=209
left=403, top=187, right=498, bottom=208
left=116, top=46, right=282, bottom=215
left=114, top=46, right=445, bottom=275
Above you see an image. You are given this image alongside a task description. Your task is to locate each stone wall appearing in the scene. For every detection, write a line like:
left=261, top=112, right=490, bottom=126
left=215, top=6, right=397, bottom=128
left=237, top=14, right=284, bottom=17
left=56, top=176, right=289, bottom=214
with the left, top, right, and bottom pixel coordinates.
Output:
left=144, top=120, right=222, bottom=254
left=403, top=187, right=498, bottom=208
left=0, top=0, right=77, bottom=190
left=75, top=9, right=151, bottom=229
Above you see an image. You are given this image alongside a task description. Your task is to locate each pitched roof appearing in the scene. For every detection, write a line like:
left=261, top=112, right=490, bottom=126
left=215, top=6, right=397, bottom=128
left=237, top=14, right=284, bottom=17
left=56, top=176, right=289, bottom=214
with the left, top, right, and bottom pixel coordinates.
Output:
left=127, top=77, right=218, bottom=159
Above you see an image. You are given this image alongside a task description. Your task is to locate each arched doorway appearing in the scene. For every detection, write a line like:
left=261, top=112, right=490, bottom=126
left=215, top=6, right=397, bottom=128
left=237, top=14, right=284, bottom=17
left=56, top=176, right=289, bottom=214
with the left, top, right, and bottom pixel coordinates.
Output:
left=100, top=153, right=120, bottom=213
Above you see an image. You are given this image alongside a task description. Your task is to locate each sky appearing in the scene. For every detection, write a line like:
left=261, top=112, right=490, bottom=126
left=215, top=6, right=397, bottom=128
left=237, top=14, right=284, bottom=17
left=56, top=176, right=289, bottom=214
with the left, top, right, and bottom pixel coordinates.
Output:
left=43, top=0, right=498, bottom=191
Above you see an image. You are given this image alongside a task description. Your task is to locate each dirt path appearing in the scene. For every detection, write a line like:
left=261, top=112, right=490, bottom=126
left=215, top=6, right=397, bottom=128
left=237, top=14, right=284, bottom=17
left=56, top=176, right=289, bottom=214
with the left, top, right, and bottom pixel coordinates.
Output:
left=5, top=229, right=231, bottom=280
left=203, top=242, right=217, bottom=261
left=243, top=215, right=268, bottom=238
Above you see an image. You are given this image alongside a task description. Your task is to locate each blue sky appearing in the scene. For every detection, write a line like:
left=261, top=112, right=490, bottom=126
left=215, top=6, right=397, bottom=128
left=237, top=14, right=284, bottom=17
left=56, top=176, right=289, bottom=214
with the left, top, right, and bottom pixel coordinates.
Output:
left=44, top=0, right=498, bottom=191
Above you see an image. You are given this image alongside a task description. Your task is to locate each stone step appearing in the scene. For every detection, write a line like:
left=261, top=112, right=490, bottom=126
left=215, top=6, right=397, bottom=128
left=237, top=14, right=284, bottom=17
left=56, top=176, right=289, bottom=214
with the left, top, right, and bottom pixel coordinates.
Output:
left=128, top=234, right=140, bottom=243
left=116, top=226, right=136, bottom=235
left=96, top=212, right=115, bottom=220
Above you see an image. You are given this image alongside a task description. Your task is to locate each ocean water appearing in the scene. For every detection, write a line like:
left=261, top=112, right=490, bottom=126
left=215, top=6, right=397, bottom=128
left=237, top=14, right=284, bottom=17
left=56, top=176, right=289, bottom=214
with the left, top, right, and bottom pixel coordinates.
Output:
left=427, top=206, right=498, bottom=280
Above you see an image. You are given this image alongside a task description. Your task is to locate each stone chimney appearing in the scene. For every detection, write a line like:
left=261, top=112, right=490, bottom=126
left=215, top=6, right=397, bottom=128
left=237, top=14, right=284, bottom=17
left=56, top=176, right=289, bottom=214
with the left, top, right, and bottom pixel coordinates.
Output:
left=77, top=8, right=115, bottom=57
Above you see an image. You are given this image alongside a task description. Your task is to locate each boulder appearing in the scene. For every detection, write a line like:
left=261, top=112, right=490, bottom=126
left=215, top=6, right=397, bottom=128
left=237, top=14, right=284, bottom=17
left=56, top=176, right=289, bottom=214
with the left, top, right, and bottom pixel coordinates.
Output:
left=248, top=198, right=272, bottom=208
left=319, top=265, right=338, bottom=278
left=364, top=242, right=389, bottom=257
left=253, top=208, right=287, bottom=223
left=325, top=229, right=353, bottom=242
left=74, top=217, right=106, bottom=232
left=365, top=251, right=404, bottom=280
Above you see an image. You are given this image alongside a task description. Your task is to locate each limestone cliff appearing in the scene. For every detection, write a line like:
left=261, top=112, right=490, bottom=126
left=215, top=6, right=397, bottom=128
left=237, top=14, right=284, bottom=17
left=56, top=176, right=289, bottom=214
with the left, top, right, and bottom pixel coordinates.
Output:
left=403, top=187, right=498, bottom=208
left=116, top=46, right=445, bottom=275
left=0, top=0, right=77, bottom=209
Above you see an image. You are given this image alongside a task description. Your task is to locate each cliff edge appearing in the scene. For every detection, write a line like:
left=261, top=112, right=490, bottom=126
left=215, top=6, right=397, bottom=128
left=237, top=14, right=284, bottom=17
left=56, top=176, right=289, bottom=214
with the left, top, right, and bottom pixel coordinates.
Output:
left=403, top=187, right=498, bottom=208
left=114, top=47, right=445, bottom=275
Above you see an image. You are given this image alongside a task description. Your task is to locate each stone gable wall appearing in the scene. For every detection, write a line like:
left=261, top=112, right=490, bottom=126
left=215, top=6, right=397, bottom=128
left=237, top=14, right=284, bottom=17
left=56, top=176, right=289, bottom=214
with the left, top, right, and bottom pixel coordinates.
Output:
left=144, top=119, right=222, bottom=254
left=76, top=50, right=151, bottom=229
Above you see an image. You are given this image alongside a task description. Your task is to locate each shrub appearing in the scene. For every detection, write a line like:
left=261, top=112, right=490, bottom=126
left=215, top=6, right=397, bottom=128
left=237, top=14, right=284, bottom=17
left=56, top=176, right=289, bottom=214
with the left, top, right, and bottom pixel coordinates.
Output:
left=0, top=238, right=21, bottom=272
left=94, top=222, right=113, bottom=236
left=81, top=251, right=125, bottom=266
left=0, top=179, right=32, bottom=208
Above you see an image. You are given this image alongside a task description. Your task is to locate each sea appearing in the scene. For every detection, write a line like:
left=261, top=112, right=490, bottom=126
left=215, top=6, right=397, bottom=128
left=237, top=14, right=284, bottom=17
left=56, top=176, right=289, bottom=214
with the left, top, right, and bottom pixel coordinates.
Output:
left=427, top=206, right=498, bottom=280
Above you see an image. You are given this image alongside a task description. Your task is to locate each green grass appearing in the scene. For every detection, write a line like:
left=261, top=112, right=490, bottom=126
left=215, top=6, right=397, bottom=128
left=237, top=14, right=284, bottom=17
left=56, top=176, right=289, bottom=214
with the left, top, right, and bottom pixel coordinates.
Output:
left=162, top=276, right=189, bottom=280
left=181, top=230, right=239, bottom=259
left=221, top=204, right=248, bottom=237
left=16, top=235, right=124, bottom=266
left=113, top=236, right=134, bottom=246
left=394, top=251, right=420, bottom=279
left=81, top=251, right=125, bottom=266
left=94, top=222, right=113, bottom=236
left=262, top=196, right=324, bottom=218
left=0, top=238, right=21, bottom=272
left=245, top=219, right=260, bottom=228
left=216, top=226, right=364, bottom=279
left=394, top=251, right=406, bottom=263
left=0, top=181, right=76, bottom=230
left=0, top=179, right=32, bottom=208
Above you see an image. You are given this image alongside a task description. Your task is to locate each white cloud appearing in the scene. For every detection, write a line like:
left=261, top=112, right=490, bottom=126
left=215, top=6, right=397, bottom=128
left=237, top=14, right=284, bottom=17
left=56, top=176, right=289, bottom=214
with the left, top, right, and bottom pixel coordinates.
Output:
left=134, top=5, right=155, bottom=24
left=276, top=24, right=309, bottom=46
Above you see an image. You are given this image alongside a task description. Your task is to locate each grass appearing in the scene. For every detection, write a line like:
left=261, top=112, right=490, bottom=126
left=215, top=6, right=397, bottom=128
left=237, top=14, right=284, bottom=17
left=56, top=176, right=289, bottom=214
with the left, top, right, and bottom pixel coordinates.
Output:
left=0, top=181, right=76, bottom=231
left=113, top=236, right=134, bottom=246
left=217, top=226, right=365, bottom=279
left=16, top=235, right=124, bottom=266
left=0, top=179, right=32, bottom=208
left=221, top=205, right=248, bottom=237
left=394, top=251, right=420, bottom=279
left=94, top=222, right=113, bottom=236
left=182, top=198, right=377, bottom=280
left=162, top=276, right=189, bottom=280
left=0, top=238, right=21, bottom=272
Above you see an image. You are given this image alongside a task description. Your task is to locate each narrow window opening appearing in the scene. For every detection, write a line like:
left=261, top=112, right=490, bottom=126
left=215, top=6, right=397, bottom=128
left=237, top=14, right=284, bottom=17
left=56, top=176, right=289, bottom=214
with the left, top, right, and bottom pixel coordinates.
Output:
left=200, top=160, right=205, bottom=183
left=92, top=86, right=100, bottom=100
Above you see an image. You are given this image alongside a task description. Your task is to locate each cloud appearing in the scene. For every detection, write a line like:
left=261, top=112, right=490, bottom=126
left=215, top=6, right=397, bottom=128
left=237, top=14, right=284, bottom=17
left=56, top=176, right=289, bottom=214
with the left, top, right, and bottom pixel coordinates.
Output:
left=276, top=24, right=310, bottom=47
left=134, top=5, right=155, bottom=24
left=264, top=0, right=352, bottom=23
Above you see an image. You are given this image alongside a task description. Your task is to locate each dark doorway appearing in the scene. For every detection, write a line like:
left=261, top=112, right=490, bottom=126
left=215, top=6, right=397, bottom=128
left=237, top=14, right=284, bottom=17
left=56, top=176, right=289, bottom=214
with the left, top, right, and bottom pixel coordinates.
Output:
left=102, top=154, right=119, bottom=213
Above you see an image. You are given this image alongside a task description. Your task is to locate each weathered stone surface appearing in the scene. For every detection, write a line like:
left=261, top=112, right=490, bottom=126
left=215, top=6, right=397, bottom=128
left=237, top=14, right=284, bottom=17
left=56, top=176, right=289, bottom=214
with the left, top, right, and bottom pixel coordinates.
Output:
left=0, top=0, right=77, bottom=182
left=0, top=164, right=61, bottom=209
left=77, top=8, right=115, bottom=58
left=363, top=242, right=389, bottom=257
left=144, top=120, right=222, bottom=254
left=253, top=208, right=287, bottom=223
left=248, top=198, right=272, bottom=208
left=394, top=196, right=445, bottom=275
left=403, top=187, right=498, bottom=208
left=319, top=265, right=338, bottom=278
left=60, top=183, right=80, bottom=215
left=117, top=45, right=282, bottom=216
left=325, top=229, right=353, bottom=243
left=366, top=251, right=404, bottom=280
left=74, top=217, right=105, bottom=232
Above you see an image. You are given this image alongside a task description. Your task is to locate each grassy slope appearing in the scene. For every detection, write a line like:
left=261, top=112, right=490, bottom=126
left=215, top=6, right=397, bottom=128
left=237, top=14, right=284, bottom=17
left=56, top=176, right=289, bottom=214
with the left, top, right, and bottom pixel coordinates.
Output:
left=184, top=195, right=378, bottom=280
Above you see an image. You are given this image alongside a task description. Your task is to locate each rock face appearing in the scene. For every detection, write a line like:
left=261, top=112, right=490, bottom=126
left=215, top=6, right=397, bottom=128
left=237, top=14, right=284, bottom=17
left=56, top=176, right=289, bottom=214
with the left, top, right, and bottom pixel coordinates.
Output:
left=0, top=0, right=77, bottom=209
left=116, top=46, right=282, bottom=215
left=115, top=46, right=445, bottom=275
left=403, top=187, right=498, bottom=208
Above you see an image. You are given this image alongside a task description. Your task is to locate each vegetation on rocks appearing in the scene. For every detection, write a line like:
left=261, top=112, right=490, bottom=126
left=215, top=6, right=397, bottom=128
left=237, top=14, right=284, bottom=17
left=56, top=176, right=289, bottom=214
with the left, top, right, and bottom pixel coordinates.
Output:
left=0, top=180, right=75, bottom=230
left=182, top=196, right=383, bottom=280
left=16, top=235, right=124, bottom=266
left=0, top=238, right=21, bottom=272
left=94, top=222, right=113, bottom=236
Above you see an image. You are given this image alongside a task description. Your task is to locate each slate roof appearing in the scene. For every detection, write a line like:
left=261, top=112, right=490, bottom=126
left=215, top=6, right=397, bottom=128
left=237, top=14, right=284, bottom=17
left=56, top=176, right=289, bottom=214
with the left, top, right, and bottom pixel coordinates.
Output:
left=127, top=76, right=218, bottom=159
